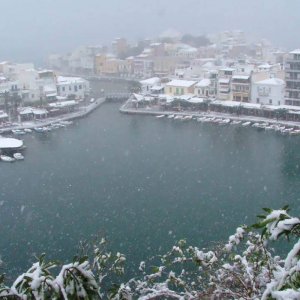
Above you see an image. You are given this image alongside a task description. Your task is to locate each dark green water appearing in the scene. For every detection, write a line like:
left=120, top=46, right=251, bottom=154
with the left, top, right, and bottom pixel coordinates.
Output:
left=1, top=102, right=300, bottom=280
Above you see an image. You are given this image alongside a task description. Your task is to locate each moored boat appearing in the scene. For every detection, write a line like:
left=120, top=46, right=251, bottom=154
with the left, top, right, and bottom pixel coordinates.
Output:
left=13, top=152, right=24, bottom=160
left=34, top=127, right=46, bottom=133
left=156, top=114, right=165, bottom=118
left=289, top=130, right=300, bottom=136
left=12, top=129, right=26, bottom=135
left=241, top=121, right=251, bottom=127
left=1, top=155, right=15, bottom=162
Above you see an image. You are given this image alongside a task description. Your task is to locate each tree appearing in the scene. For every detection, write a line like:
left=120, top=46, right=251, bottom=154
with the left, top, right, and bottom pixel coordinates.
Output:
left=181, top=34, right=211, bottom=48
left=1, top=207, right=300, bottom=299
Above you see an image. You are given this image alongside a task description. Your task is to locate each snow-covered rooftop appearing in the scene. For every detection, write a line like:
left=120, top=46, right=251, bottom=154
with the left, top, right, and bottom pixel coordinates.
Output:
left=255, top=78, right=284, bottom=85
left=220, top=67, right=235, bottom=72
left=212, top=100, right=261, bottom=109
left=150, top=85, right=164, bottom=91
left=187, top=97, right=204, bottom=104
left=196, top=79, right=211, bottom=87
left=48, top=100, right=77, bottom=108
left=258, top=63, right=271, bottom=69
left=0, top=112, right=8, bottom=119
left=232, top=75, right=250, bottom=80
left=18, top=107, right=48, bottom=115
left=57, top=76, right=85, bottom=85
left=290, top=49, right=300, bottom=54
left=0, top=137, right=23, bottom=149
left=140, top=77, right=161, bottom=86
left=166, top=80, right=197, bottom=88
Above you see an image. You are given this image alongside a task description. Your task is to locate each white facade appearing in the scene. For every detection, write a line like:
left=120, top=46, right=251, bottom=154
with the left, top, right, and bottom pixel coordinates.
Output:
left=251, top=78, right=285, bottom=106
left=56, top=76, right=89, bottom=99
left=139, top=77, right=161, bottom=94
left=194, top=79, right=215, bottom=98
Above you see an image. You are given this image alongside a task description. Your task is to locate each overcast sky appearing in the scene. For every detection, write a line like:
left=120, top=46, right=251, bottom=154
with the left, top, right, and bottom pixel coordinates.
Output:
left=1, top=0, right=299, bottom=65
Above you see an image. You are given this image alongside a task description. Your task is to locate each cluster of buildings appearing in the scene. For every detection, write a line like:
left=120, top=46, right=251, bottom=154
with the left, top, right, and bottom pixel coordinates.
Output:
left=46, top=30, right=300, bottom=108
left=0, top=61, right=90, bottom=123
left=136, top=47, right=300, bottom=109
left=138, top=62, right=286, bottom=107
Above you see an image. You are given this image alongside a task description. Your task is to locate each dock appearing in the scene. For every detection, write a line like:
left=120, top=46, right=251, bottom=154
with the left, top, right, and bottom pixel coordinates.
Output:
left=0, top=98, right=106, bottom=134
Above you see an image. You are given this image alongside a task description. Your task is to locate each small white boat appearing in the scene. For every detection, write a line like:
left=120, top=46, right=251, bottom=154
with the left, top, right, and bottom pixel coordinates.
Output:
left=219, top=118, right=231, bottom=125
left=252, top=123, right=260, bottom=128
left=256, top=123, right=268, bottom=129
left=13, top=153, right=24, bottom=160
left=174, top=115, right=183, bottom=120
left=203, top=117, right=214, bottom=123
left=12, top=129, right=26, bottom=135
left=197, top=117, right=205, bottom=122
left=34, top=127, right=45, bottom=133
left=1, top=155, right=15, bottom=162
left=264, top=126, right=274, bottom=131
left=24, top=128, right=32, bottom=133
left=156, top=114, right=165, bottom=118
left=59, top=120, right=73, bottom=126
left=281, top=128, right=294, bottom=135
left=213, top=118, right=222, bottom=123
left=183, top=115, right=193, bottom=120
left=241, top=121, right=251, bottom=127
left=167, top=114, right=174, bottom=119
left=231, top=120, right=241, bottom=125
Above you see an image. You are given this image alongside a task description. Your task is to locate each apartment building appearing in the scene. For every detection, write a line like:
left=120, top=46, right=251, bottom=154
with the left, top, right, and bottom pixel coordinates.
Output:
left=231, top=75, right=251, bottom=102
left=285, top=49, right=300, bottom=106
left=251, top=78, right=285, bottom=106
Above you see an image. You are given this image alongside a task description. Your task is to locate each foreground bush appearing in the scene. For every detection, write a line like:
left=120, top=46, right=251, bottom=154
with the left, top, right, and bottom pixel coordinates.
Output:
left=0, top=206, right=300, bottom=299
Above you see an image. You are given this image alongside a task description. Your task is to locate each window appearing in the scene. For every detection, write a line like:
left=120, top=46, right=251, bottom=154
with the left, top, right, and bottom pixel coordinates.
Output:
left=269, top=99, right=272, bottom=104
left=256, top=98, right=260, bottom=103
left=169, top=87, right=172, bottom=93
left=181, top=88, right=184, bottom=95
left=79, top=85, right=82, bottom=90
left=62, top=87, right=65, bottom=92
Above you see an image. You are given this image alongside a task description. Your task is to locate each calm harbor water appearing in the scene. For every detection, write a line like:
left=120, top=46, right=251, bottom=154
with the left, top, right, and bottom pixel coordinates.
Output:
left=1, top=102, right=300, bottom=280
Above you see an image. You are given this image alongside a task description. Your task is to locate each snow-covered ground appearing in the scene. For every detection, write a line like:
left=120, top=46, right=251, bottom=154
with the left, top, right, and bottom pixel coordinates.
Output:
left=0, top=98, right=105, bottom=134
left=120, top=101, right=300, bottom=129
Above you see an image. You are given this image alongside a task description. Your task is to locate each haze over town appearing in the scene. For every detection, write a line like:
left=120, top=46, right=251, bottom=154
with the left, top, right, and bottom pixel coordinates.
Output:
left=1, top=0, right=300, bottom=64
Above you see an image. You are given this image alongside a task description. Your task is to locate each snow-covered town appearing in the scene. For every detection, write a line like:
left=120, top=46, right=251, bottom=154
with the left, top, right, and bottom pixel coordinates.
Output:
left=46, top=30, right=300, bottom=110
left=2, top=30, right=300, bottom=159
left=47, top=31, right=300, bottom=134
left=3, top=1, right=300, bottom=299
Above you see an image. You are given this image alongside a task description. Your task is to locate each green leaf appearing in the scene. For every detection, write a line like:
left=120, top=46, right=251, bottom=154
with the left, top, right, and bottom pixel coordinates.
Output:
left=282, top=205, right=289, bottom=211
left=257, top=214, right=266, bottom=219
left=79, top=256, right=89, bottom=264
left=262, top=208, right=272, bottom=213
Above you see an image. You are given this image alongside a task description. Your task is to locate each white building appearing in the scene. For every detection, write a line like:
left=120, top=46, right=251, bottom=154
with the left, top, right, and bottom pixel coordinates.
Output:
left=139, top=77, right=161, bottom=94
left=194, top=79, right=215, bottom=98
left=251, top=78, right=285, bottom=106
left=56, top=76, right=89, bottom=99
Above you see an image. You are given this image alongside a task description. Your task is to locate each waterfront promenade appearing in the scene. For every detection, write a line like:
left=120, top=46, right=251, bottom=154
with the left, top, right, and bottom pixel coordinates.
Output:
left=120, top=100, right=300, bottom=129
left=0, top=98, right=106, bottom=134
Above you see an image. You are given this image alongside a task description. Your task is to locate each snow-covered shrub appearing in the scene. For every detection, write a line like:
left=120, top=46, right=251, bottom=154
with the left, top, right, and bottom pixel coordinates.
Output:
left=1, top=206, right=300, bottom=299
